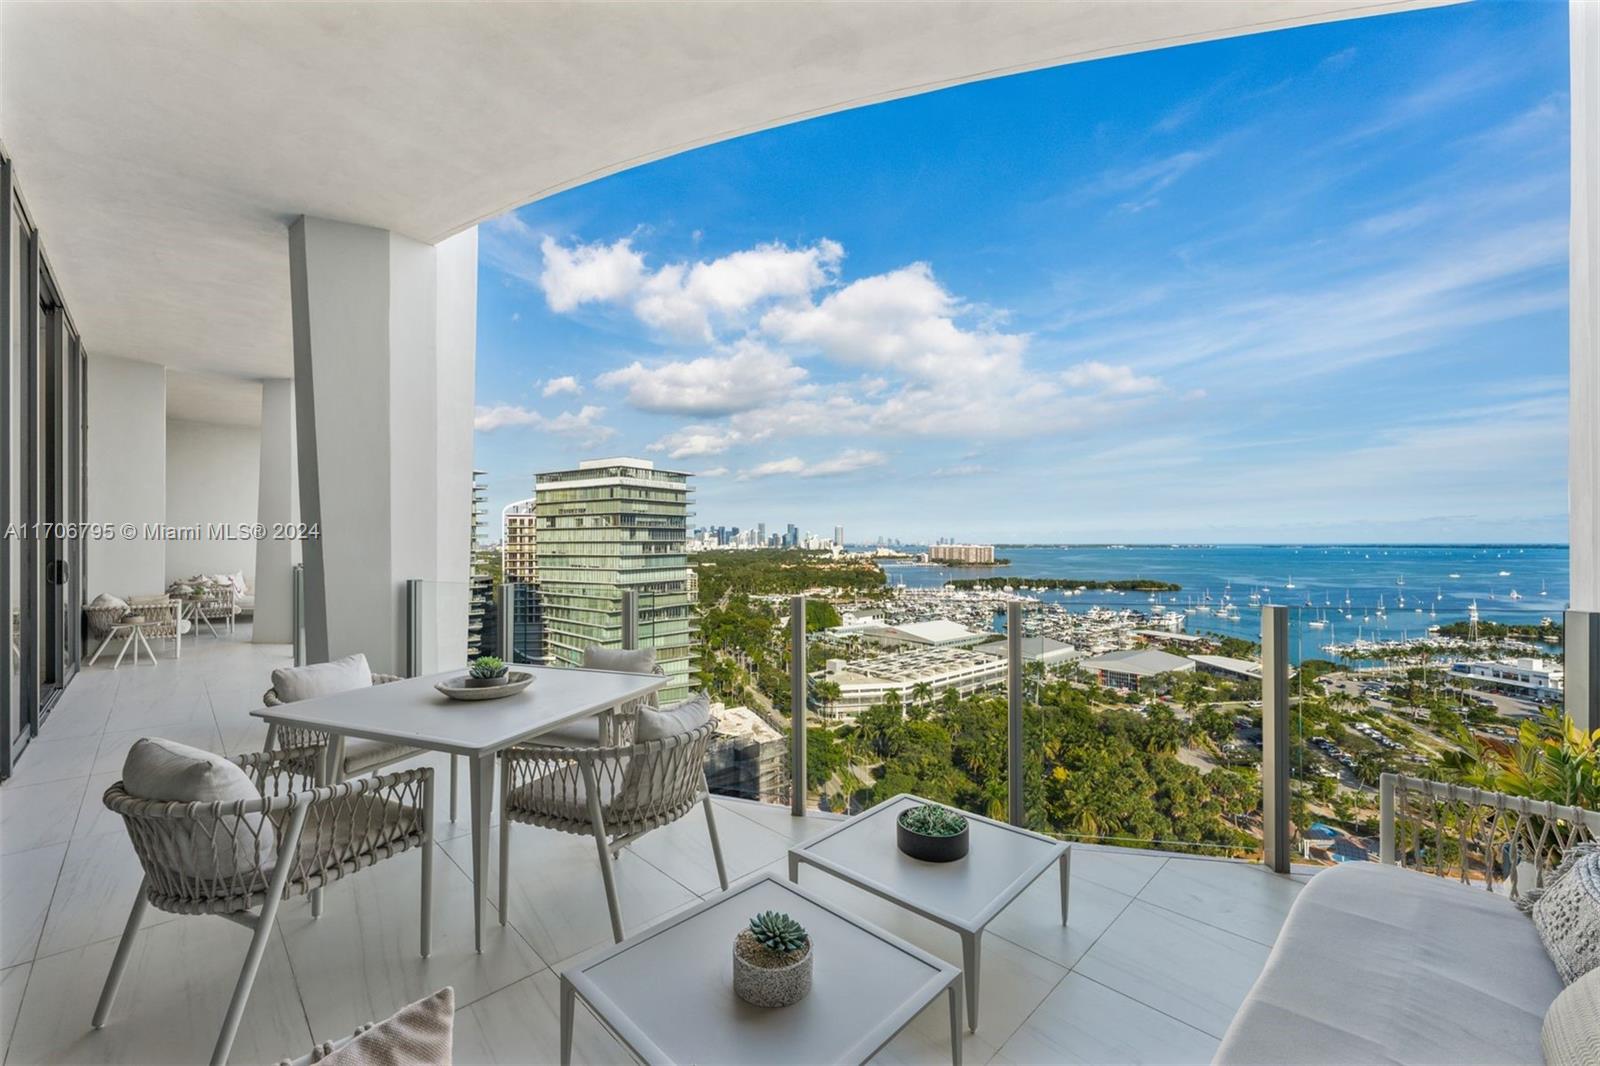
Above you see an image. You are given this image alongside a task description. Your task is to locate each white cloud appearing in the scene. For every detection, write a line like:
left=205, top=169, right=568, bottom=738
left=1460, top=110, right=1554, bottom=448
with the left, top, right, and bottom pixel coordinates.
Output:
left=634, top=240, right=842, bottom=339
left=931, top=463, right=992, bottom=478
left=541, top=375, right=581, bottom=398
left=1060, top=361, right=1162, bottom=396
left=647, top=424, right=756, bottom=459
left=537, top=236, right=842, bottom=340
left=697, top=466, right=729, bottom=478
left=598, top=343, right=806, bottom=417
left=739, top=448, right=887, bottom=480
left=473, top=403, right=614, bottom=444
left=539, top=237, right=646, bottom=313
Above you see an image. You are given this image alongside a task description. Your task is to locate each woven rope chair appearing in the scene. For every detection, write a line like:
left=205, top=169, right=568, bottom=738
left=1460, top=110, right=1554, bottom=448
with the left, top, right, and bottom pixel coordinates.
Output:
left=92, top=748, right=435, bottom=1066
left=499, top=720, right=728, bottom=943
left=127, top=596, right=185, bottom=657
left=192, top=585, right=239, bottom=637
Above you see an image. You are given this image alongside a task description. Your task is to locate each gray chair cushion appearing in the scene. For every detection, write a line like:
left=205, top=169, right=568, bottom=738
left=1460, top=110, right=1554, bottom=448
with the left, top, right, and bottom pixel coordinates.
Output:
left=1214, top=861, right=1562, bottom=1065
left=582, top=646, right=656, bottom=674
left=1544, top=967, right=1600, bottom=1065
left=122, top=737, right=275, bottom=876
left=506, top=766, right=626, bottom=822
left=341, top=738, right=425, bottom=776
left=272, top=653, right=372, bottom=703
left=534, top=716, right=603, bottom=748
left=636, top=692, right=711, bottom=741
left=1531, top=852, right=1600, bottom=984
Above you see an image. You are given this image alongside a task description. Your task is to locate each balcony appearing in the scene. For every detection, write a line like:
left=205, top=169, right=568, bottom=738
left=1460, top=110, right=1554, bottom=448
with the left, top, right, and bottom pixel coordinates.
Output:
left=0, top=629, right=1314, bottom=1065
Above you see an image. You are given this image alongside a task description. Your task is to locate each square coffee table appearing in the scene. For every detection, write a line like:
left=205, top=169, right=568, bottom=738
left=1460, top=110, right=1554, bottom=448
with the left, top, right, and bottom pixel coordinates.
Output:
left=788, top=793, right=1070, bottom=1032
left=559, top=873, right=963, bottom=1065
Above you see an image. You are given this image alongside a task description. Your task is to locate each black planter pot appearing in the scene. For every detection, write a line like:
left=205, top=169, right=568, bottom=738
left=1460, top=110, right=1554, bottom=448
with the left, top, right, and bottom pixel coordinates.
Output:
left=896, top=817, right=970, bottom=863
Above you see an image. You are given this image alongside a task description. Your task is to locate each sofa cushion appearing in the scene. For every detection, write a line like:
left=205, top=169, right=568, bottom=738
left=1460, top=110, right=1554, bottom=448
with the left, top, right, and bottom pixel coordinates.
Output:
left=1531, top=851, right=1600, bottom=984
left=122, top=738, right=275, bottom=876
left=272, top=654, right=372, bottom=703
left=90, top=592, right=129, bottom=611
left=1214, top=862, right=1562, bottom=1065
left=582, top=646, right=656, bottom=675
left=1543, top=966, right=1600, bottom=1066
left=636, top=692, right=711, bottom=741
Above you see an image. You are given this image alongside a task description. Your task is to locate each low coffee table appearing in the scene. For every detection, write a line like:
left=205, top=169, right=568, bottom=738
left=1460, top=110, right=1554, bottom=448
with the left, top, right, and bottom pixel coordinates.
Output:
left=559, top=873, right=963, bottom=1065
left=788, top=793, right=1070, bottom=1032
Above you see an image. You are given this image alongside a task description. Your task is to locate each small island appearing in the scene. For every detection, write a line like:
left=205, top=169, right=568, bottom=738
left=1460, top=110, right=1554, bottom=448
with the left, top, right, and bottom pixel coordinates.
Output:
left=948, top=577, right=1181, bottom=591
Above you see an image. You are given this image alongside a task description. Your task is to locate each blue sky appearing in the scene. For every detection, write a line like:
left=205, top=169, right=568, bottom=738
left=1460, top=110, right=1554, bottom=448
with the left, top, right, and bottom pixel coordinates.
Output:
left=474, top=0, right=1569, bottom=545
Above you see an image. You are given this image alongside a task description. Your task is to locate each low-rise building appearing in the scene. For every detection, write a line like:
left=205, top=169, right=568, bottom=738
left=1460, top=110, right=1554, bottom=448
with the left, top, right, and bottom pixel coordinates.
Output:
left=861, top=619, right=988, bottom=649
left=973, top=634, right=1081, bottom=668
left=1081, top=648, right=1196, bottom=691
left=1189, top=654, right=1265, bottom=682
left=817, top=647, right=1008, bottom=721
left=704, top=703, right=786, bottom=802
left=1448, top=657, right=1564, bottom=702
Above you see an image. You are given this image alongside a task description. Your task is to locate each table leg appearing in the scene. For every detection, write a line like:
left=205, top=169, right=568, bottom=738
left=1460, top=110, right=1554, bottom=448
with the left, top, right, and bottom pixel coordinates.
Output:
left=113, top=629, right=135, bottom=669
left=947, top=981, right=963, bottom=1066
left=559, top=975, right=576, bottom=1066
left=787, top=852, right=800, bottom=883
left=469, top=752, right=494, bottom=952
left=960, top=930, right=980, bottom=1033
left=1060, top=848, right=1071, bottom=925
left=310, top=735, right=345, bottom=919
left=87, top=629, right=116, bottom=666
left=137, top=629, right=157, bottom=664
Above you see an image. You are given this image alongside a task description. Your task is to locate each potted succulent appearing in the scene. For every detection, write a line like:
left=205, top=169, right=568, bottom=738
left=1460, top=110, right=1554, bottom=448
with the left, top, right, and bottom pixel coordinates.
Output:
left=465, top=655, right=510, bottom=689
left=896, top=802, right=970, bottom=862
left=732, top=910, right=813, bottom=1008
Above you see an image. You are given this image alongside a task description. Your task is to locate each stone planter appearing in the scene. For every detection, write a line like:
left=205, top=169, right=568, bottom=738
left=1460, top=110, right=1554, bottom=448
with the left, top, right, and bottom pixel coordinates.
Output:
left=732, top=930, right=813, bottom=1007
left=896, top=816, right=970, bottom=863
left=464, top=674, right=509, bottom=689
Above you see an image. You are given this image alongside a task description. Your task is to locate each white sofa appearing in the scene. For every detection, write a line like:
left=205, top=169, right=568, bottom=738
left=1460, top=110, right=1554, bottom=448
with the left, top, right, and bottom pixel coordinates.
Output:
left=1215, top=861, right=1561, bottom=1064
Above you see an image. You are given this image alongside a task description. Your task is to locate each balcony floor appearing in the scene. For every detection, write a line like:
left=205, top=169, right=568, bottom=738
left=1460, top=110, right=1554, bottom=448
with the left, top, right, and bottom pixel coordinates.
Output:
left=0, top=628, right=1312, bottom=1064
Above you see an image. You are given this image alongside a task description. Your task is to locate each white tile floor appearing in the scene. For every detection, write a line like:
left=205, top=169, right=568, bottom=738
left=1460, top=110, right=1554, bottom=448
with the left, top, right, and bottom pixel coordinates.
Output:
left=0, top=626, right=1314, bottom=1065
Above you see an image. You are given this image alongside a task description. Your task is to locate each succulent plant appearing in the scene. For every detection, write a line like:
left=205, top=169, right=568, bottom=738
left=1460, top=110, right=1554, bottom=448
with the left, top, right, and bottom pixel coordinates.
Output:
left=469, top=655, right=508, bottom=680
left=747, top=910, right=809, bottom=955
left=898, top=803, right=968, bottom=837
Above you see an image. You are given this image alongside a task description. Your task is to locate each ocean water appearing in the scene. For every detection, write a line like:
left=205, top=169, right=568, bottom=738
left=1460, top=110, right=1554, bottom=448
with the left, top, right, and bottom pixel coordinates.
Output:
left=880, top=544, right=1570, bottom=660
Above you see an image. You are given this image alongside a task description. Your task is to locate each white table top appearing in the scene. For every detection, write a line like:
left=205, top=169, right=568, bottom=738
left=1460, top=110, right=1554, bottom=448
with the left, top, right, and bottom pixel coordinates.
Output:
left=562, top=874, right=959, bottom=1065
left=249, top=666, right=667, bottom=757
left=790, top=794, right=1069, bottom=931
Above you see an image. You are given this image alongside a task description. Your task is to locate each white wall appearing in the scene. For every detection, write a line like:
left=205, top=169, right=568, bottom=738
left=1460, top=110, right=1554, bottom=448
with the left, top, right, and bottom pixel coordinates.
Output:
left=165, top=418, right=260, bottom=586
left=86, top=354, right=166, bottom=598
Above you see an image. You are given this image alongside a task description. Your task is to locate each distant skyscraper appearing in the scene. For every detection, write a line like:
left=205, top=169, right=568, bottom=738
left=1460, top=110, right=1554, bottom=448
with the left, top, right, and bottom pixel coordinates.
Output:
left=785, top=523, right=799, bottom=548
left=534, top=457, right=695, bottom=701
left=502, top=498, right=537, bottom=582
left=758, top=522, right=766, bottom=546
left=467, top=471, right=492, bottom=659
left=834, top=525, right=844, bottom=548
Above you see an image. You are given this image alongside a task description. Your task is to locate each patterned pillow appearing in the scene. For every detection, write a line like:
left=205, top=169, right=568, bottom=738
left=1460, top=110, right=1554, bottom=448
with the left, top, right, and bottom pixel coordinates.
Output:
left=1543, top=966, right=1600, bottom=1065
left=285, top=987, right=454, bottom=1066
left=1531, top=850, right=1600, bottom=984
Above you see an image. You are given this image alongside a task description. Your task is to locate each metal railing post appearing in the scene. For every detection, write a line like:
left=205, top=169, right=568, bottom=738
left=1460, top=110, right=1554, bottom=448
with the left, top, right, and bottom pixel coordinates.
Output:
left=1565, top=610, right=1600, bottom=734
left=790, top=595, right=807, bottom=817
left=1378, top=772, right=1396, bottom=865
left=405, top=578, right=422, bottom=678
left=291, top=563, right=306, bottom=667
left=620, top=589, right=639, bottom=651
left=1006, top=600, right=1024, bottom=827
left=495, top=583, right=514, bottom=662
left=1262, top=605, right=1291, bottom=873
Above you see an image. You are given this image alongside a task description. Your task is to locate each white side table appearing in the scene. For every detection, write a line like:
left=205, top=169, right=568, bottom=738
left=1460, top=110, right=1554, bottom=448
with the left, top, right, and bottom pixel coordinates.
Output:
left=87, top=619, right=159, bottom=669
left=788, top=793, right=1070, bottom=1032
left=559, top=873, right=963, bottom=1065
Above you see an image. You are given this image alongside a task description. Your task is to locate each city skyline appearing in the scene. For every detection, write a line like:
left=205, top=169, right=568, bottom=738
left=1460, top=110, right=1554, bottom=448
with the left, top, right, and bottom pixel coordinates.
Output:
left=474, top=1, right=1569, bottom=544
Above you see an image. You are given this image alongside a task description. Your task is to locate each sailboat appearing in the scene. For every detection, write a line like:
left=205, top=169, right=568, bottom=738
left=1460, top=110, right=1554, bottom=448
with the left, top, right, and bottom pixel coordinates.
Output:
left=1375, top=595, right=1387, bottom=620
left=1307, top=608, right=1328, bottom=630
left=1540, top=579, right=1549, bottom=597
left=1285, top=575, right=1296, bottom=589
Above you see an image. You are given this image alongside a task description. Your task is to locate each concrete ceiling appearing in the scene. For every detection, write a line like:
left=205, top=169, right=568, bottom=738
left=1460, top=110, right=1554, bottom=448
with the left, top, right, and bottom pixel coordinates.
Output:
left=1, top=1, right=1450, bottom=385
left=166, top=370, right=263, bottom=428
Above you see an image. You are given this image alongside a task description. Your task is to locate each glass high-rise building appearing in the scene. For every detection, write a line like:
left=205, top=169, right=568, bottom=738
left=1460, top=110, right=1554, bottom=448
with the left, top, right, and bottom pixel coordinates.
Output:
left=534, top=457, right=696, bottom=701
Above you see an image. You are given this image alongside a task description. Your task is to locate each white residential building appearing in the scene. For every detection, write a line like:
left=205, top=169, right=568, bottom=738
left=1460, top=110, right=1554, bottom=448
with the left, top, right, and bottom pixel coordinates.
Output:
left=818, top=647, right=1008, bottom=720
left=1449, top=657, right=1565, bottom=702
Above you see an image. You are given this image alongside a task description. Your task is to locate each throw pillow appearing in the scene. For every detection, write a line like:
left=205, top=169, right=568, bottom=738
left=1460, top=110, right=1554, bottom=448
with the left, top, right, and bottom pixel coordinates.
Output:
left=1531, top=851, right=1600, bottom=984
left=272, top=653, right=372, bottom=703
left=122, top=737, right=274, bottom=876
left=636, top=692, right=711, bottom=741
left=582, top=645, right=656, bottom=675
left=90, top=592, right=129, bottom=611
left=1543, top=966, right=1600, bottom=1065
left=312, top=987, right=454, bottom=1066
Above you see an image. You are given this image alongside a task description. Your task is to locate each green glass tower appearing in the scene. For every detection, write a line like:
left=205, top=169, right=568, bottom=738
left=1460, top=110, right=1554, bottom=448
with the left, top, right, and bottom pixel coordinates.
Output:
left=534, top=457, right=696, bottom=701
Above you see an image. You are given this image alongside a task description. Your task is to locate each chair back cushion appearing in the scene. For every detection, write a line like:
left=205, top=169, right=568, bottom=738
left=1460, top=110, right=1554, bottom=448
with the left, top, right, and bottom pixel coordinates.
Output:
left=1532, top=851, right=1600, bottom=984
left=636, top=692, right=712, bottom=741
left=272, top=653, right=372, bottom=703
left=90, top=592, right=130, bottom=611
left=582, top=645, right=656, bottom=674
left=122, top=737, right=274, bottom=876
left=1545, top=967, right=1600, bottom=1065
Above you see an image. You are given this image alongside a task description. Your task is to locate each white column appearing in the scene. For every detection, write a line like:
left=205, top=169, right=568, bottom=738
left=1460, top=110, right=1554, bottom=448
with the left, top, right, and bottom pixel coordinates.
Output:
left=86, top=355, right=166, bottom=597
left=288, top=217, right=477, bottom=674
left=252, top=379, right=298, bottom=643
left=1574, top=0, right=1599, bottom=610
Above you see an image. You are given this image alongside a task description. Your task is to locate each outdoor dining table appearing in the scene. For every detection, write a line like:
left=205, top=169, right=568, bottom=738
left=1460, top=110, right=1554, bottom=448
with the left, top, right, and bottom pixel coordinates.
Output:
left=250, top=664, right=668, bottom=952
